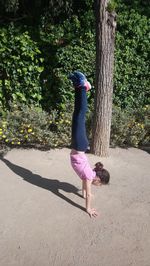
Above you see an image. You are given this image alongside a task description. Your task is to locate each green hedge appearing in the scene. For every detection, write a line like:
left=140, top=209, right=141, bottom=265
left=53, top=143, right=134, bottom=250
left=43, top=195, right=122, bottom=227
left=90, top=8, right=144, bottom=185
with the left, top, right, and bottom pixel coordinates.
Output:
left=0, top=24, right=44, bottom=110
left=114, top=9, right=150, bottom=108
left=38, top=15, right=95, bottom=110
left=0, top=3, right=149, bottom=111
left=39, top=7, right=150, bottom=110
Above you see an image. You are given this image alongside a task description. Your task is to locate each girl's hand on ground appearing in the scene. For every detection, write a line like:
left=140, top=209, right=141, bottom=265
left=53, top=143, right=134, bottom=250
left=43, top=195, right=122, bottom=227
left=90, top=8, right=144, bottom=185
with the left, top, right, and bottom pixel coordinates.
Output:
left=87, top=208, right=98, bottom=218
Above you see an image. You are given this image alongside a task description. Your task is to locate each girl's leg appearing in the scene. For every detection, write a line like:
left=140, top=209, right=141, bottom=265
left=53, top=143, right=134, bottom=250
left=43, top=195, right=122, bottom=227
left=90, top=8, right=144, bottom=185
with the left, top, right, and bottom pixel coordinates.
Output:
left=71, top=88, right=89, bottom=151
left=69, top=71, right=89, bottom=152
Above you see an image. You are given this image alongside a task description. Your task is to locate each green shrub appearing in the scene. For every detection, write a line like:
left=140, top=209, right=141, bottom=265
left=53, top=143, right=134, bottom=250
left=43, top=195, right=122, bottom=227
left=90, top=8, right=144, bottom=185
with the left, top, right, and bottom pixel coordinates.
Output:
left=110, top=105, right=150, bottom=147
left=0, top=104, right=149, bottom=149
left=86, top=104, right=149, bottom=148
left=0, top=24, right=44, bottom=110
left=0, top=104, right=72, bottom=148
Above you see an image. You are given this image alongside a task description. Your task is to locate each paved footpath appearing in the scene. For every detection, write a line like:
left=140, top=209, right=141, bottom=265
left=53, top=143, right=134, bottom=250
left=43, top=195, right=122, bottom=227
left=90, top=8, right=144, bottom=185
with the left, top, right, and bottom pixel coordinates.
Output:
left=0, top=147, right=150, bottom=266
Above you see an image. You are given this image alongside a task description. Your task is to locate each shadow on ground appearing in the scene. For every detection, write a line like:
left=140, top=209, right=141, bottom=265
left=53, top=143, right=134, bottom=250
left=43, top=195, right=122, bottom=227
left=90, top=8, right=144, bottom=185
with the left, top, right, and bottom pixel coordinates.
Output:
left=0, top=157, right=85, bottom=212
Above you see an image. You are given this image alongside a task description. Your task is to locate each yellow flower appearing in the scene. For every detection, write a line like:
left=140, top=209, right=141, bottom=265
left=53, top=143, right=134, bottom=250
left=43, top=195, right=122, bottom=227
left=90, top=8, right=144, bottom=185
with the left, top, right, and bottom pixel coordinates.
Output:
left=17, top=141, right=21, bottom=145
left=5, top=139, right=9, bottom=142
left=11, top=141, right=14, bottom=144
left=20, top=130, right=24, bottom=133
left=28, top=128, right=32, bottom=133
left=0, top=128, right=2, bottom=131
left=25, top=135, right=28, bottom=138
left=0, top=131, right=2, bottom=135
left=65, top=120, right=71, bottom=124
left=2, top=135, right=6, bottom=138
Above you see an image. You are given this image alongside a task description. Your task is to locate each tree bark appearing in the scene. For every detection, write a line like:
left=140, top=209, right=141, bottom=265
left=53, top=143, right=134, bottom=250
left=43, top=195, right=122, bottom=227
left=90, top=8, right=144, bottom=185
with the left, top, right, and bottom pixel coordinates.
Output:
left=91, top=0, right=116, bottom=157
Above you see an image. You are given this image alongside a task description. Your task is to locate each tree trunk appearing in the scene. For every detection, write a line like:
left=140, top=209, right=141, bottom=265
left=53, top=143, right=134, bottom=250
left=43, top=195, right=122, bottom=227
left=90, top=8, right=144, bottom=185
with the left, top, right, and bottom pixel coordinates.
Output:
left=91, top=0, right=116, bottom=157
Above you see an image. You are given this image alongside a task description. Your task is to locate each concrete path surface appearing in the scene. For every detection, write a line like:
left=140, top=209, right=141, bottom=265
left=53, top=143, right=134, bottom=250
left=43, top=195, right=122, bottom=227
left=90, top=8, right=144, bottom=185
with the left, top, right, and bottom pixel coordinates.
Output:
left=0, top=147, right=150, bottom=266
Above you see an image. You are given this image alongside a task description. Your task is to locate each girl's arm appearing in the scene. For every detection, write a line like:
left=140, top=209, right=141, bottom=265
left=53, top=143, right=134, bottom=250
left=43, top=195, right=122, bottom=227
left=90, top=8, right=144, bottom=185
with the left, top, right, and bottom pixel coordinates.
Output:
left=85, top=180, right=98, bottom=218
